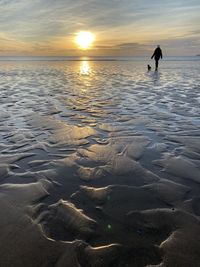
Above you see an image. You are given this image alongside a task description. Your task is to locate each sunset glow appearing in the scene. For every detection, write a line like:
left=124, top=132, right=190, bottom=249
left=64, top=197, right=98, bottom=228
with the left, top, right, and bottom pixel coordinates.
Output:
left=0, top=1, right=199, bottom=56
left=75, top=31, right=95, bottom=50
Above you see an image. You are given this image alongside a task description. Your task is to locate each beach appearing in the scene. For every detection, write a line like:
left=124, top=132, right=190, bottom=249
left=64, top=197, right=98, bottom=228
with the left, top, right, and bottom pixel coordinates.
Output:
left=0, top=57, right=200, bottom=266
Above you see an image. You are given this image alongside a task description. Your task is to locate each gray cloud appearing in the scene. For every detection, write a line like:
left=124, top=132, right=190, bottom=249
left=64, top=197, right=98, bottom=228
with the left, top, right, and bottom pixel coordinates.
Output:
left=0, top=0, right=199, bottom=55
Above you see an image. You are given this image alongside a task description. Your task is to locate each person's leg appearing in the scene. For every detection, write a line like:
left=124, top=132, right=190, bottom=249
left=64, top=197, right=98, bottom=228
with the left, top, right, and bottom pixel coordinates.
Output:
left=155, top=60, right=159, bottom=70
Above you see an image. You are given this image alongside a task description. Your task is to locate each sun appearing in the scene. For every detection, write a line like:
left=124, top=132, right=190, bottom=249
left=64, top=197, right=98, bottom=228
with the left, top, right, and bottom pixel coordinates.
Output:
left=75, top=31, right=95, bottom=50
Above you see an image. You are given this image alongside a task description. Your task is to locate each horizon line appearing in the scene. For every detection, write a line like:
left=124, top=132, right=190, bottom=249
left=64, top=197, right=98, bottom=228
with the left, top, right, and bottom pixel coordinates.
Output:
left=0, top=55, right=199, bottom=62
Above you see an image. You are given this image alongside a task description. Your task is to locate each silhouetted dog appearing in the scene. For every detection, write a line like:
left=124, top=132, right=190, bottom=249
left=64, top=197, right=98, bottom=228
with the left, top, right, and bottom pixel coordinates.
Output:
left=147, top=65, right=151, bottom=71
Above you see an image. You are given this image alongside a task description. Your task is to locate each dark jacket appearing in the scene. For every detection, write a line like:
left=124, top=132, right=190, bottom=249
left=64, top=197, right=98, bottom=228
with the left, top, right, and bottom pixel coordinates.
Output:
left=151, top=47, right=163, bottom=60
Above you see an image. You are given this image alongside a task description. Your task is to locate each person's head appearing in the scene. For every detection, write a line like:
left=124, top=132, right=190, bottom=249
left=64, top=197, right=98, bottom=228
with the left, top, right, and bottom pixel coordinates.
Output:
left=157, top=45, right=160, bottom=48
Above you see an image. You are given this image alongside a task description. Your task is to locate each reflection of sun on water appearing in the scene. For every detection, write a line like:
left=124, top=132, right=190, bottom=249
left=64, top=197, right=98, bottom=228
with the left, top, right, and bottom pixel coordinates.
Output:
left=79, top=61, right=92, bottom=92
left=80, top=61, right=90, bottom=75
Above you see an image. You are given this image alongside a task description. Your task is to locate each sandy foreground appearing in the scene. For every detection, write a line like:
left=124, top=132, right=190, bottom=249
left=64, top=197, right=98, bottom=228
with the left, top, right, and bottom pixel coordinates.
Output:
left=0, top=59, right=200, bottom=267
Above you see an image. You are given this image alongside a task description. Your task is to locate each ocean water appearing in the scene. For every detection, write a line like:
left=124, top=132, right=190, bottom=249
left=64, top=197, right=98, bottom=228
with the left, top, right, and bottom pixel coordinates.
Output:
left=0, top=55, right=200, bottom=61
left=0, top=58, right=200, bottom=266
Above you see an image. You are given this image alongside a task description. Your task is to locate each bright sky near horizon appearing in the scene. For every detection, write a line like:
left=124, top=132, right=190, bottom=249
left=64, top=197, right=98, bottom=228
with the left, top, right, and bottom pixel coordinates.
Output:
left=0, top=0, right=199, bottom=56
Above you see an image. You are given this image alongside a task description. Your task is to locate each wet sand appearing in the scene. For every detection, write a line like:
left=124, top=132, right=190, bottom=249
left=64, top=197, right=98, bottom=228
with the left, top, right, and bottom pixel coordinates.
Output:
left=0, top=59, right=200, bottom=266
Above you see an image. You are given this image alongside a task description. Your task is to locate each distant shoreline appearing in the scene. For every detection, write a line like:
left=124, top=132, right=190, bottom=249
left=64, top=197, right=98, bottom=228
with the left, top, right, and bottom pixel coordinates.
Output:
left=0, top=56, right=199, bottom=62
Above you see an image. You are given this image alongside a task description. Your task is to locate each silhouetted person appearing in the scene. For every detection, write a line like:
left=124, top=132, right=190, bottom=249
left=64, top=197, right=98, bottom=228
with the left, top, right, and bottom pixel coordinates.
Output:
left=151, top=45, right=162, bottom=71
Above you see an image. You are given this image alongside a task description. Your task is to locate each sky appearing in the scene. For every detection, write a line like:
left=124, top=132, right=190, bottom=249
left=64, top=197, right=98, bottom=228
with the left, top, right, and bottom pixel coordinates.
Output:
left=0, top=0, right=199, bottom=56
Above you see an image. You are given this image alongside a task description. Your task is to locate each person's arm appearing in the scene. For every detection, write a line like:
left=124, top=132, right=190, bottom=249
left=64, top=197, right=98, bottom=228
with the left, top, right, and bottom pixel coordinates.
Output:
left=161, top=49, right=163, bottom=59
left=151, top=51, right=155, bottom=59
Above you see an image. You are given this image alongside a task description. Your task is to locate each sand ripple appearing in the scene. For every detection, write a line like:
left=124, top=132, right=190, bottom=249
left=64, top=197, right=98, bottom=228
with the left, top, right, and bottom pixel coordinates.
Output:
left=0, top=60, right=199, bottom=266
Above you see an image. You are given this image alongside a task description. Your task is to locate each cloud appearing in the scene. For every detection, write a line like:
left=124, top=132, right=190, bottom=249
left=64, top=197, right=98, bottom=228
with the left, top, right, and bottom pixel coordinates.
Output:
left=0, top=0, right=199, bottom=55
left=89, top=42, right=152, bottom=56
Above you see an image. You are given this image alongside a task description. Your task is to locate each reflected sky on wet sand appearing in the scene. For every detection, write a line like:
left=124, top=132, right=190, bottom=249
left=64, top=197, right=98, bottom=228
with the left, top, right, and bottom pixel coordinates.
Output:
left=0, top=59, right=200, bottom=267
